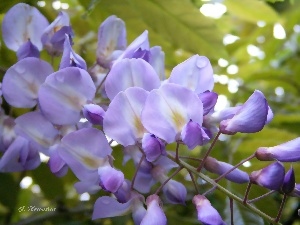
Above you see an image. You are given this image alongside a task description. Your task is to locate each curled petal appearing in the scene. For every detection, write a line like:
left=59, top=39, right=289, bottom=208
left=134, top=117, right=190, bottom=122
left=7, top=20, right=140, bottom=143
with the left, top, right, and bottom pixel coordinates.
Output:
left=105, top=58, right=160, bottom=100
left=142, top=133, right=166, bottom=162
left=0, top=136, right=40, bottom=172
left=255, top=137, right=300, bottom=162
left=92, top=196, right=132, bottom=220
left=60, top=34, right=87, bottom=70
left=141, top=195, right=167, bottom=225
left=48, top=145, right=68, bottom=177
left=97, top=15, right=126, bottom=68
left=169, top=55, right=214, bottom=94
left=220, top=90, right=268, bottom=134
left=199, top=91, right=218, bottom=115
left=2, top=58, right=53, bottom=108
left=250, top=162, right=285, bottom=190
left=142, top=83, right=203, bottom=143
left=2, top=3, right=48, bottom=51
left=193, top=195, right=226, bottom=225
left=181, top=120, right=210, bottom=150
left=16, top=40, right=40, bottom=60
left=38, top=67, right=96, bottom=125
left=98, top=165, right=124, bottom=193
left=82, top=104, right=105, bottom=125
left=204, top=157, right=249, bottom=184
left=104, top=87, right=148, bottom=146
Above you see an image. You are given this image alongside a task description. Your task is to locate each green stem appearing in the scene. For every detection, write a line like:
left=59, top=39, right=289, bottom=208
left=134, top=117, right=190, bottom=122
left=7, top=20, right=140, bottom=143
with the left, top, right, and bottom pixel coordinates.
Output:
left=167, top=153, right=282, bottom=225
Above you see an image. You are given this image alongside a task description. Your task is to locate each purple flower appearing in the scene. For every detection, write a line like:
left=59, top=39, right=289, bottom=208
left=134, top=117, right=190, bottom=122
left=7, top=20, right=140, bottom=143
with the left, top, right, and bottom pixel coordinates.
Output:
left=141, top=83, right=204, bottom=143
left=199, top=91, right=218, bottom=115
left=48, top=145, right=68, bottom=177
left=220, top=90, right=270, bottom=135
left=281, top=167, right=295, bottom=194
left=250, top=162, right=285, bottom=190
left=60, top=34, right=87, bottom=70
left=96, top=15, right=126, bottom=68
left=2, top=3, right=48, bottom=53
left=255, top=137, right=300, bottom=162
left=104, top=87, right=148, bottom=146
left=149, top=46, right=165, bottom=80
left=41, top=11, right=73, bottom=56
left=140, top=194, right=167, bottom=225
left=290, top=184, right=300, bottom=197
left=2, top=58, right=53, bottom=108
left=38, top=67, right=96, bottom=125
left=98, top=165, right=124, bottom=193
left=82, top=104, right=105, bottom=125
left=168, top=55, right=214, bottom=94
left=0, top=114, right=16, bottom=151
left=204, top=157, right=249, bottom=184
left=142, top=133, right=166, bottom=162
left=192, top=195, right=226, bottom=225
left=0, top=136, right=40, bottom=172
left=105, top=58, right=160, bottom=100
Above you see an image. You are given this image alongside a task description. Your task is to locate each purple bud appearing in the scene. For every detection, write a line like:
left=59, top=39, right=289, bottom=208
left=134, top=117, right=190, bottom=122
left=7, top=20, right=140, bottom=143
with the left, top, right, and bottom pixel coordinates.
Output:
left=114, top=180, right=132, bottom=203
left=192, top=195, right=226, bottom=225
left=162, top=179, right=187, bottom=205
left=142, top=133, right=166, bottom=162
left=140, top=194, right=167, bottom=225
left=255, top=137, right=300, bottom=162
left=83, top=104, right=105, bottom=126
left=204, top=157, right=249, bottom=184
left=98, top=165, right=124, bottom=193
left=281, top=167, right=295, bottom=194
left=290, top=184, right=300, bottom=197
left=250, top=162, right=285, bottom=190
left=220, top=90, right=269, bottom=135
left=181, top=120, right=210, bottom=150
left=16, top=40, right=40, bottom=60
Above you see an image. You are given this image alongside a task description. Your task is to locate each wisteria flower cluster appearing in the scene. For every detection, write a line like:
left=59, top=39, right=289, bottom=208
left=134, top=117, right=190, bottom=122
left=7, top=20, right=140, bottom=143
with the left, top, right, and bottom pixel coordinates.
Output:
left=0, top=3, right=299, bottom=225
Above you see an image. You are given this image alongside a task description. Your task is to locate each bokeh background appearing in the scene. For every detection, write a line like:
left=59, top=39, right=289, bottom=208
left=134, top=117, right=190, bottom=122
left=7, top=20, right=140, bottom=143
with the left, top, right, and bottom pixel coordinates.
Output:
left=0, top=0, right=300, bottom=224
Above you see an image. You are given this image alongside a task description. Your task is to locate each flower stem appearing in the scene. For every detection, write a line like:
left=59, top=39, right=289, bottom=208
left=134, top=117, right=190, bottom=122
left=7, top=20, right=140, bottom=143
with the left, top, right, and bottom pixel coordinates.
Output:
left=187, top=170, right=200, bottom=194
left=230, top=197, right=234, bottom=225
left=167, top=153, right=282, bottom=225
left=175, top=142, right=180, bottom=162
left=247, top=190, right=275, bottom=204
left=197, top=131, right=221, bottom=172
left=243, top=182, right=252, bottom=204
left=275, top=194, right=287, bottom=222
left=131, top=154, right=145, bottom=190
left=154, top=166, right=183, bottom=195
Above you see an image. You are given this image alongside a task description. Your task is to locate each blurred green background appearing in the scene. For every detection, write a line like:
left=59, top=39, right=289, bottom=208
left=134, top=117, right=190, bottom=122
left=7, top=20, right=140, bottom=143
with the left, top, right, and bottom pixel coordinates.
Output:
left=0, top=0, right=300, bottom=224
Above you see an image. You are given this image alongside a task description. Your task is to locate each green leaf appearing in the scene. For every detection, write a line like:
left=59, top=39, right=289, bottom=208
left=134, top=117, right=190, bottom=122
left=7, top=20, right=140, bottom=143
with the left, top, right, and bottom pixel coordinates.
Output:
left=0, top=173, right=18, bottom=210
left=224, top=0, right=279, bottom=23
left=224, top=198, right=264, bottom=225
left=30, top=163, right=65, bottom=201
left=265, top=0, right=284, bottom=2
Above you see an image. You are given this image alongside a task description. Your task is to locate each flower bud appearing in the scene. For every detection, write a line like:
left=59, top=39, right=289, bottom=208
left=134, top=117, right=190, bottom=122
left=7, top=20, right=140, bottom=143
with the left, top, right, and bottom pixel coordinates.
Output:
left=98, top=165, right=124, bottom=193
left=83, top=104, right=105, bottom=126
left=255, top=137, right=300, bottom=162
left=140, top=194, right=167, bottom=225
left=281, top=167, right=295, bottom=194
left=250, top=162, right=285, bottom=190
left=198, top=91, right=218, bottom=115
left=162, top=179, right=187, bottom=205
left=192, top=195, right=226, bottom=225
left=204, top=156, right=249, bottom=183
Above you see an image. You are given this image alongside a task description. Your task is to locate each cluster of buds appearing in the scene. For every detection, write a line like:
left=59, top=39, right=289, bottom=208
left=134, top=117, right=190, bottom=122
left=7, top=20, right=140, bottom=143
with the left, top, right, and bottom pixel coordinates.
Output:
left=0, top=3, right=299, bottom=225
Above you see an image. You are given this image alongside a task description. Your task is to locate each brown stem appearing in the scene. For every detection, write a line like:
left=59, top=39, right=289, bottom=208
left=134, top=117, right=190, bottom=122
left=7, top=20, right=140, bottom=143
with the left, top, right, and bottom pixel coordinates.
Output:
left=175, top=142, right=180, bottom=162
left=243, top=182, right=252, bottom=204
left=247, top=190, right=276, bottom=204
left=188, top=170, right=200, bottom=194
left=154, top=166, right=183, bottom=195
left=274, top=194, right=287, bottom=223
left=131, top=154, right=146, bottom=190
left=197, top=131, right=221, bottom=172
left=96, top=69, right=110, bottom=94
left=230, top=197, right=234, bottom=225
